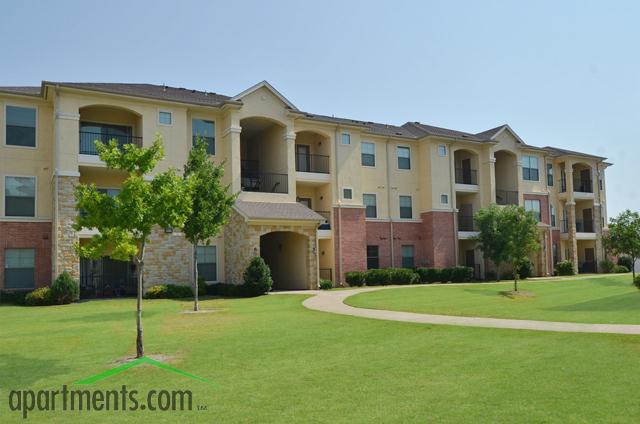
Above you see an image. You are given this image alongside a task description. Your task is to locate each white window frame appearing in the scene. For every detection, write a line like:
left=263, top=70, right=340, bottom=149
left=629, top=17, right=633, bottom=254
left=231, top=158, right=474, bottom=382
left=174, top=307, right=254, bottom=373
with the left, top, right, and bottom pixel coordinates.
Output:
left=158, top=110, right=173, bottom=126
left=191, top=118, right=216, bottom=156
left=524, top=199, right=541, bottom=221
left=3, top=175, right=37, bottom=218
left=438, top=144, right=447, bottom=157
left=4, top=103, right=38, bottom=149
left=396, top=145, right=411, bottom=170
left=522, top=155, right=540, bottom=182
left=363, top=193, right=377, bottom=218
left=196, top=244, right=219, bottom=283
left=360, top=141, right=376, bottom=167
left=341, top=132, right=351, bottom=145
left=342, top=187, right=353, bottom=200
left=440, top=193, right=449, bottom=205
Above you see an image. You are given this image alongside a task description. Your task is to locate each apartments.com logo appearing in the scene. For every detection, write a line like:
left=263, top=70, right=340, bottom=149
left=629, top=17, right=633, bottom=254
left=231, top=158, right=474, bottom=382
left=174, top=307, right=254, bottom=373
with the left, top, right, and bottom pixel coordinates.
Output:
left=5, top=356, right=212, bottom=419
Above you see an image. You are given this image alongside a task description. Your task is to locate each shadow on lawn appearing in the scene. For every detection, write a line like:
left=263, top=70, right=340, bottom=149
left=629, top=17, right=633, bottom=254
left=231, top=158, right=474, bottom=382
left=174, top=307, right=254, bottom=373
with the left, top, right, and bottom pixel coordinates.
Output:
left=545, top=292, right=640, bottom=312
left=0, top=354, right=71, bottom=388
left=54, top=309, right=160, bottom=323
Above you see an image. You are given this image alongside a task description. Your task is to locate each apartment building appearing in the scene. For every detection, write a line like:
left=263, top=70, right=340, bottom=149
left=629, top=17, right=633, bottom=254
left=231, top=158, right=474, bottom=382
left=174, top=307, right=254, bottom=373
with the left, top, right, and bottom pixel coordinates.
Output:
left=0, top=81, right=610, bottom=295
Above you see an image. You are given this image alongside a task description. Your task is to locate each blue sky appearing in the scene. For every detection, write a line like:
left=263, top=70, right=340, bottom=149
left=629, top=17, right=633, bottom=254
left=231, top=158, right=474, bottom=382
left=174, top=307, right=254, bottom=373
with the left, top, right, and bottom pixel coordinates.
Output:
left=2, top=0, right=638, bottom=216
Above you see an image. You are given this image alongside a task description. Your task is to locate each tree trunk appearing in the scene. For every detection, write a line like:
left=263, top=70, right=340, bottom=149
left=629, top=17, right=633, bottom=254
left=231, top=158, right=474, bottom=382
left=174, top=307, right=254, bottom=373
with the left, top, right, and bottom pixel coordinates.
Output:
left=514, top=273, right=519, bottom=292
left=135, top=241, right=146, bottom=358
left=633, top=256, right=637, bottom=285
left=496, top=263, right=501, bottom=282
left=193, top=243, right=199, bottom=312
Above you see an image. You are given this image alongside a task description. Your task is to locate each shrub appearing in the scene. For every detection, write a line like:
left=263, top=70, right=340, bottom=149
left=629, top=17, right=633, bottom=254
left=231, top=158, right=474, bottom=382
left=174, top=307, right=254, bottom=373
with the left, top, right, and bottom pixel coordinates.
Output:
left=144, top=284, right=193, bottom=299
left=450, top=266, right=474, bottom=283
left=389, top=268, right=419, bottom=285
left=555, top=260, right=575, bottom=276
left=197, top=276, right=207, bottom=297
left=241, top=257, right=273, bottom=297
left=613, top=265, right=629, bottom=274
left=51, top=271, right=79, bottom=304
left=205, top=283, right=240, bottom=297
left=634, top=275, right=640, bottom=289
left=617, top=256, right=634, bottom=270
left=25, top=287, right=54, bottom=306
left=365, top=269, right=391, bottom=286
left=439, top=268, right=454, bottom=283
left=0, top=290, right=27, bottom=305
left=416, top=268, right=440, bottom=283
left=319, top=279, right=333, bottom=290
left=600, top=259, right=615, bottom=274
left=517, top=259, right=533, bottom=280
left=345, top=271, right=366, bottom=287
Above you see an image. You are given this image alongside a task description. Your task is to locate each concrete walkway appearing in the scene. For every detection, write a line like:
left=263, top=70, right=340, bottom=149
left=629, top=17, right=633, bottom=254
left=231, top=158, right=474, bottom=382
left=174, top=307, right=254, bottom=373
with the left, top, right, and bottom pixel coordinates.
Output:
left=288, top=283, right=640, bottom=335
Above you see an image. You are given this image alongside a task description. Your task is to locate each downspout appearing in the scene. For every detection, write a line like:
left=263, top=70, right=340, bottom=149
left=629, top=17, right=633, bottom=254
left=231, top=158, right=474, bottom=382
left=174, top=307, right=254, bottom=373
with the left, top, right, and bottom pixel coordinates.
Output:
left=386, top=138, right=394, bottom=267
left=334, top=125, right=343, bottom=285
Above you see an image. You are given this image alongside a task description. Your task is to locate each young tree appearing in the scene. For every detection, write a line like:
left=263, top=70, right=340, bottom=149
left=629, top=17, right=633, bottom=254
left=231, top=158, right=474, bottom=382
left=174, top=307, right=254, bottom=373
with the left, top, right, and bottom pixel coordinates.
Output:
left=604, top=210, right=640, bottom=284
left=475, top=204, right=539, bottom=291
left=75, top=135, right=192, bottom=357
left=183, top=137, right=237, bottom=311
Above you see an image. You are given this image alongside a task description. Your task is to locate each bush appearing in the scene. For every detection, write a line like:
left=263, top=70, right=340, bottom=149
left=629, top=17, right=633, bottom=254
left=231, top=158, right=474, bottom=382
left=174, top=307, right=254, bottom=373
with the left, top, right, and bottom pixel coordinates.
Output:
left=0, top=290, right=27, bottom=305
left=241, top=257, right=273, bottom=297
left=450, top=266, right=474, bottom=283
left=205, top=283, right=240, bottom=297
left=600, top=259, right=615, bottom=273
left=555, top=260, right=575, bottom=276
left=365, top=269, right=391, bottom=286
left=389, top=268, right=419, bottom=285
left=634, top=275, right=640, bottom=289
left=51, top=271, right=79, bottom=304
left=25, top=287, right=54, bottom=306
left=197, top=276, right=207, bottom=297
left=144, top=284, right=193, bottom=299
left=617, top=256, right=634, bottom=270
left=345, top=271, right=366, bottom=287
left=319, top=279, right=333, bottom=290
left=613, top=265, right=629, bottom=274
left=439, top=268, right=454, bottom=283
left=516, top=259, right=533, bottom=280
left=416, top=268, right=440, bottom=283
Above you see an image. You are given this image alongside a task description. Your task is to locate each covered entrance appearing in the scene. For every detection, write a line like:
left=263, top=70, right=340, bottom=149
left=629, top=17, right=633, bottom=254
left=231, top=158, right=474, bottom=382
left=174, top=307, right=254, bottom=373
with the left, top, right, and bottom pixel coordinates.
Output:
left=80, top=257, right=137, bottom=298
left=260, top=231, right=309, bottom=290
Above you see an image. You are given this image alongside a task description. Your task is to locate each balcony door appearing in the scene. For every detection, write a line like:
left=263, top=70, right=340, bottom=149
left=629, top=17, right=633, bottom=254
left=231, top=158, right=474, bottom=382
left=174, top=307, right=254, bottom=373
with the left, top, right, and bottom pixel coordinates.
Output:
left=296, top=145, right=311, bottom=172
left=582, top=208, right=593, bottom=232
left=579, top=169, right=591, bottom=192
left=462, top=158, right=472, bottom=184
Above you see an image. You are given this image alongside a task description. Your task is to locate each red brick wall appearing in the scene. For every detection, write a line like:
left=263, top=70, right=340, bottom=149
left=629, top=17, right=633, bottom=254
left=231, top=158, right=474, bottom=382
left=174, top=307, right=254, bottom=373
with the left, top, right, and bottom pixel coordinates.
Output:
left=524, top=194, right=550, bottom=225
left=421, top=211, right=456, bottom=268
left=333, top=207, right=367, bottom=282
left=365, top=221, right=427, bottom=268
left=0, top=222, right=52, bottom=289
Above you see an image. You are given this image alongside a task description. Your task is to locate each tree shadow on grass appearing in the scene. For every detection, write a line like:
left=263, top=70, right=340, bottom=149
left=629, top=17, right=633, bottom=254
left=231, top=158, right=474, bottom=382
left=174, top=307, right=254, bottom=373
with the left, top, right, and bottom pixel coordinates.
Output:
left=54, top=309, right=160, bottom=324
left=462, top=288, right=507, bottom=298
left=545, top=292, right=640, bottom=312
left=0, top=354, right=71, bottom=388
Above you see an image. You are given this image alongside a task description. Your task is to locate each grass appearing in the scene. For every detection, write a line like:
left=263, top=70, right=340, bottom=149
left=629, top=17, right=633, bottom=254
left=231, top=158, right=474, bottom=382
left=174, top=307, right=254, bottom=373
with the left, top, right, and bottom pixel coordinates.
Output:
left=0, top=284, right=639, bottom=422
left=346, top=274, right=640, bottom=324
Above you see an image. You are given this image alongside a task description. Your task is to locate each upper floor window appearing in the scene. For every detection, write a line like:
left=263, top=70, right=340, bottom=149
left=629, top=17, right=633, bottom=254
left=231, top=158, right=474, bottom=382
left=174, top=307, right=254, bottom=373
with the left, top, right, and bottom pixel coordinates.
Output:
left=438, top=145, right=447, bottom=157
left=363, top=193, right=377, bottom=218
left=4, top=248, right=35, bottom=289
left=440, top=194, right=449, bottom=205
left=522, top=155, right=539, bottom=181
left=397, top=146, right=411, bottom=169
left=5, top=176, right=35, bottom=217
left=524, top=199, right=541, bottom=221
left=192, top=119, right=215, bottom=155
left=550, top=204, right=556, bottom=227
left=401, top=245, right=415, bottom=268
left=341, top=133, right=351, bottom=145
left=547, top=163, right=554, bottom=186
left=197, top=245, right=217, bottom=282
left=361, top=142, right=375, bottom=166
left=158, top=111, right=172, bottom=125
left=6, top=105, right=36, bottom=147
left=399, top=195, right=413, bottom=219
left=342, top=188, right=353, bottom=200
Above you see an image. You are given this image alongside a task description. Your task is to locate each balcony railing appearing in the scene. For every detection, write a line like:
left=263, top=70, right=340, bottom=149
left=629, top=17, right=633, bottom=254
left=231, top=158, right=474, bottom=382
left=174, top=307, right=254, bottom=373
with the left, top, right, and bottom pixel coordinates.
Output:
left=561, top=219, right=569, bottom=233
left=241, top=171, right=288, bottom=194
left=296, top=153, right=330, bottom=174
left=559, top=178, right=593, bottom=193
left=79, top=131, right=142, bottom=155
left=576, top=219, right=595, bottom=233
left=458, top=215, right=475, bottom=232
left=315, top=211, right=331, bottom=229
left=496, top=190, right=518, bottom=206
left=455, top=168, right=478, bottom=185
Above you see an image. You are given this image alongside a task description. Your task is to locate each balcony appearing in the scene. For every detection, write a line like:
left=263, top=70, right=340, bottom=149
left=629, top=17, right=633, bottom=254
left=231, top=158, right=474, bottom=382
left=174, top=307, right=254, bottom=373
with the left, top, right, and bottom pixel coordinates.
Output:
left=316, top=210, right=332, bottom=239
left=455, top=168, right=478, bottom=185
left=576, top=219, right=595, bottom=233
left=559, top=178, right=594, bottom=199
left=241, top=160, right=288, bottom=194
left=80, top=131, right=142, bottom=156
left=296, top=153, right=330, bottom=185
left=496, top=190, right=518, bottom=206
left=458, top=215, right=475, bottom=232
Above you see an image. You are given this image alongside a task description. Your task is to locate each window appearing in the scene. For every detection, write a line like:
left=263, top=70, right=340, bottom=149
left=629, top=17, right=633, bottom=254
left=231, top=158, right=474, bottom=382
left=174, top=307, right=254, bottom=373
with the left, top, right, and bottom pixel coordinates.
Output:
left=440, top=194, right=449, bottom=205
left=438, top=145, right=447, bottom=157
left=342, top=188, right=353, bottom=200
left=397, top=146, right=411, bottom=169
left=6, top=105, right=36, bottom=147
left=547, top=163, right=554, bottom=186
left=192, top=119, right=215, bottom=155
left=363, top=193, right=377, bottom=218
left=399, top=195, right=412, bottom=219
left=366, top=245, right=379, bottom=269
left=5, top=176, right=36, bottom=217
left=552, top=243, right=559, bottom=265
left=196, top=245, right=217, bottom=282
left=97, top=188, right=120, bottom=198
left=158, top=111, right=172, bottom=125
left=401, top=245, right=415, bottom=268
left=522, top=155, right=539, bottom=181
left=525, top=199, right=541, bottom=221
left=341, top=133, right=351, bottom=145
left=4, top=248, right=35, bottom=289
left=361, top=142, right=375, bottom=166
left=550, top=204, right=556, bottom=227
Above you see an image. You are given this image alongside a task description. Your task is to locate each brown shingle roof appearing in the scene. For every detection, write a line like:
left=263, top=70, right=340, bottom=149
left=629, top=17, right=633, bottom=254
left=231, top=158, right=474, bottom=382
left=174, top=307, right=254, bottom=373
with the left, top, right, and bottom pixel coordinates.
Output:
left=475, top=125, right=506, bottom=139
left=402, top=122, right=488, bottom=142
left=544, top=146, right=606, bottom=160
left=234, top=201, right=324, bottom=221
left=0, top=86, right=41, bottom=96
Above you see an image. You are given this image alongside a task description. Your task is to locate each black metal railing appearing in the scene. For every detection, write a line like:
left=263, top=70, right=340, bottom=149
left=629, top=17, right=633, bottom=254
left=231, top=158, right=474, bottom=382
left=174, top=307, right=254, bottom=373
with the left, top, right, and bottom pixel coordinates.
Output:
left=561, top=219, right=569, bottom=233
left=316, top=211, right=331, bottom=229
left=559, top=178, right=567, bottom=193
left=458, top=215, right=475, bottom=231
left=496, top=189, right=518, bottom=205
left=574, top=178, right=593, bottom=193
left=79, top=131, right=142, bottom=155
left=576, top=219, right=594, bottom=233
left=455, top=168, right=478, bottom=185
left=241, top=171, right=288, bottom=193
left=296, top=153, right=330, bottom=174
left=319, top=268, right=332, bottom=281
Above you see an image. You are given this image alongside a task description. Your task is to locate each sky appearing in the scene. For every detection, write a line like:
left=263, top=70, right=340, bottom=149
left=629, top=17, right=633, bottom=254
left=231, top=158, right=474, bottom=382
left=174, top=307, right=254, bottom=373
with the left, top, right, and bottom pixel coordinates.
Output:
left=1, top=0, right=638, bottom=216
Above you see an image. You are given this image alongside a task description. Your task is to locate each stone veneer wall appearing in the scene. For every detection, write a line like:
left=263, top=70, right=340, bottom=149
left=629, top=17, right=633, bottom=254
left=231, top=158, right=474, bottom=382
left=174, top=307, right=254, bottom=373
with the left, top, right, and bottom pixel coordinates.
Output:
left=54, top=175, right=80, bottom=280
left=143, top=226, right=193, bottom=289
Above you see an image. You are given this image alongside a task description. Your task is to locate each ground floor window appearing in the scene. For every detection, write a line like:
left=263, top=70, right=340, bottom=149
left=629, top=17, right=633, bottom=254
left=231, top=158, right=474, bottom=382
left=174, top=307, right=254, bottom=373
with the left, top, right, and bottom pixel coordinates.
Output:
left=366, top=245, right=379, bottom=269
left=401, top=245, right=414, bottom=268
left=197, top=245, right=217, bottom=282
left=4, top=248, right=35, bottom=289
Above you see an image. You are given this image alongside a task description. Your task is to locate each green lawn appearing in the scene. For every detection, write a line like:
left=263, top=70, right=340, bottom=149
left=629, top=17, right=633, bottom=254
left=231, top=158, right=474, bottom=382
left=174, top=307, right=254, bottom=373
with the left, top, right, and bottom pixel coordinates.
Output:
left=1, top=285, right=640, bottom=423
left=346, top=274, right=640, bottom=324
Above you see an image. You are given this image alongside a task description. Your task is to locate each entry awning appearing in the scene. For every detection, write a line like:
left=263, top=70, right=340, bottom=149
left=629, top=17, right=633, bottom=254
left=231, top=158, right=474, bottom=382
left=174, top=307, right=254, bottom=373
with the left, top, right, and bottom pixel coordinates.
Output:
left=234, top=201, right=325, bottom=222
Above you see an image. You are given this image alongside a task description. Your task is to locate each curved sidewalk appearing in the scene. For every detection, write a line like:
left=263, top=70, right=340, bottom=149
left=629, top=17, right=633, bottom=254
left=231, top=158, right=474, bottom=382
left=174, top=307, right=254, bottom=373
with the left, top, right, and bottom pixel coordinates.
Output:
left=300, top=285, right=640, bottom=335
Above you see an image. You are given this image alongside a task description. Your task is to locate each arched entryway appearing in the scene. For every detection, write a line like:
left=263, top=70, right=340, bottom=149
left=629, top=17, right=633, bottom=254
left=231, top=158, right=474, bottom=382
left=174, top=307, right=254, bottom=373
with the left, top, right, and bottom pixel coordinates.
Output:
left=260, top=231, right=309, bottom=290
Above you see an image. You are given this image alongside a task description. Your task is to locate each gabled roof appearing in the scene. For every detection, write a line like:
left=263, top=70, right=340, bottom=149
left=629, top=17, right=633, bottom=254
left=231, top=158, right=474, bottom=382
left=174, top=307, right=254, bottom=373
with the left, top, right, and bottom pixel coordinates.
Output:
left=231, top=80, right=299, bottom=111
left=475, top=124, right=526, bottom=144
